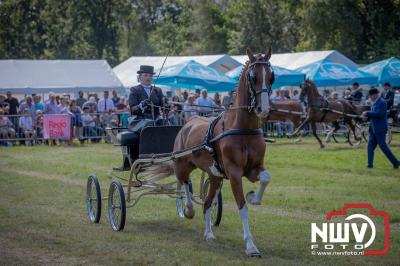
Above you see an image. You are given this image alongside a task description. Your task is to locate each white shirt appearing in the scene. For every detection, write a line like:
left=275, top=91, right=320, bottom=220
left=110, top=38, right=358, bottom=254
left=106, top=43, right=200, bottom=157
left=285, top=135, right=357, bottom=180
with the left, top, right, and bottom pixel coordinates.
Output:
left=97, top=98, right=115, bottom=112
left=142, top=86, right=152, bottom=97
left=194, top=97, right=215, bottom=113
left=19, top=116, right=33, bottom=131
left=81, top=113, right=95, bottom=127
left=183, top=104, right=197, bottom=118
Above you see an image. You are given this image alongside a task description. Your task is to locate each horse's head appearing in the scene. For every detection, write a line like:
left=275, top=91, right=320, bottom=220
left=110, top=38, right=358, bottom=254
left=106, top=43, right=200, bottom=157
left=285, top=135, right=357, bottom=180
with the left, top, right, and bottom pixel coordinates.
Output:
left=299, top=79, right=316, bottom=102
left=245, top=48, right=274, bottom=118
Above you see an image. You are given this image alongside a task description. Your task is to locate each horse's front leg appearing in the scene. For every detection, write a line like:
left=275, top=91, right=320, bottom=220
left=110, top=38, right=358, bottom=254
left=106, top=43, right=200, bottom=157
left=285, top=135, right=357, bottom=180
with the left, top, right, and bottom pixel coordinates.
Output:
left=183, top=181, right=195, bottom=219
left=203, top=175, right=222, bottom=241
left=311, top=121, right=324, bottom=149
left=246, top=170, right=271, bottom=205
left=228, top=169, right=261, bottom=257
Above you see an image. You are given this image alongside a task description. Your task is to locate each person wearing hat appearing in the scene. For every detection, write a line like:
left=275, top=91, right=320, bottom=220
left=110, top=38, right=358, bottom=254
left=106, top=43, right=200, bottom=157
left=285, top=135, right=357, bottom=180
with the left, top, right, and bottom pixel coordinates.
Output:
left=128, top=65, right=164, bottom=120
left=350, top=82, right=363, bottom=104
left=381, top=82, right=395, bottom=110
left=362, top=88, right=399, bottom=169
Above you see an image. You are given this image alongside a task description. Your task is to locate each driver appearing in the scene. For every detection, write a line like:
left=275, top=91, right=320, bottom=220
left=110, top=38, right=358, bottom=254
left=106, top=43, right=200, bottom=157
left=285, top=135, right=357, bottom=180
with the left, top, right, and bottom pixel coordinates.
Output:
left=116, top=65, right=165, bottom=171
left=128, top=65, right=164, bottom=120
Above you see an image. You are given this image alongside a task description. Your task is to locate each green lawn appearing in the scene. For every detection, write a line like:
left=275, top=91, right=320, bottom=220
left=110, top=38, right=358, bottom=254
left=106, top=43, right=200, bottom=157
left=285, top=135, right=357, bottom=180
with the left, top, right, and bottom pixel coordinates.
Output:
left=0, top=135, right=399, bottom=265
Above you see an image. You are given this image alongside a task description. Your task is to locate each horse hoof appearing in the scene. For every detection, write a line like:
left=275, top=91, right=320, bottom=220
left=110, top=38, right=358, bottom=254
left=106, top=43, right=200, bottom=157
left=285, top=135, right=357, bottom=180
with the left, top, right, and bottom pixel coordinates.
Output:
left=246, top=191, right=261, bottom=205
left=295, top=138, right=302, bottom=143
left=246, top=190, right=255, bottom=201
left=204, top=231, right=216, bottom=241
left=246, top=248, right=261, bottom=258
left=184, top=207, right=195, bottom=219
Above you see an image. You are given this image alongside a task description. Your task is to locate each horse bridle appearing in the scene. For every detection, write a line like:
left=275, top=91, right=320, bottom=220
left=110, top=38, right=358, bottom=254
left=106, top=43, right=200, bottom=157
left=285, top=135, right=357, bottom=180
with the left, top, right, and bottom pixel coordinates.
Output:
left=246, top=60, right=274, bottom=112
left=299, top=81, right=309, bottom=103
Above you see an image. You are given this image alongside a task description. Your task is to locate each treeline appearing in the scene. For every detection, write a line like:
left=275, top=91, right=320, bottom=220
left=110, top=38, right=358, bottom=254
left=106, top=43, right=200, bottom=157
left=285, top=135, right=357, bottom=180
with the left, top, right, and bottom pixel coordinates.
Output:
left=1, top=0, right=399, bottom=66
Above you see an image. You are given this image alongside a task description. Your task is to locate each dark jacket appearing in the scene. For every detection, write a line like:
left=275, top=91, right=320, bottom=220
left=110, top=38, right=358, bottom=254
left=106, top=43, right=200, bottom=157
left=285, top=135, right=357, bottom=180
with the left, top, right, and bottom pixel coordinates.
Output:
left=351, top=89, right=363, bottom=103
left=381, top=89, right=394, bottom=110
left=128, top=85, right=164, bottom=118
left=367, top=97, right=388, bottom=134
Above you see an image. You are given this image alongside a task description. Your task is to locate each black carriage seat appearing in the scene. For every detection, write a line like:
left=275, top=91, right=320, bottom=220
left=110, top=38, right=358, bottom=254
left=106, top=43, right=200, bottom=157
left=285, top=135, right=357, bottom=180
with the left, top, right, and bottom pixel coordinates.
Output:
left=116, top=119, right=156, bottom=146
left=139, top=126, right=182, bottom=157
left=114, top=119, right=166, bottom=171
left=116, top=131, right=139, bottom=146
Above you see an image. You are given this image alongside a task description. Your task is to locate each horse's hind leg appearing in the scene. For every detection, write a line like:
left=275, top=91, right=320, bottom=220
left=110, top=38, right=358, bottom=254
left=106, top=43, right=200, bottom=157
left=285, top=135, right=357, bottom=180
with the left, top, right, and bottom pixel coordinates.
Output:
left=175, top=161, right=195, bottom=219
left=311, top=122, right=324, bottom=148
left=325, top=121, right=340, bottom=143
left=203, top=175, right=223, bottom=241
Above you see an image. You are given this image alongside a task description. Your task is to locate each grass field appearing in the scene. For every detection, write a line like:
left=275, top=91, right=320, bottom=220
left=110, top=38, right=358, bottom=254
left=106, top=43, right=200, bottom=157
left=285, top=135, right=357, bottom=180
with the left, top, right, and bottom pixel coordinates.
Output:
left=0, top=135, right=399, bottom=265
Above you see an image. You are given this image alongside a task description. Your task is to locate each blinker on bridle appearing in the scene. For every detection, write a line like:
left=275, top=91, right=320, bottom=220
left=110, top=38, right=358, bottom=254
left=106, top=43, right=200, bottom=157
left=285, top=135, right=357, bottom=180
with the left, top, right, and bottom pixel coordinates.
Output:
left=246, top=60, right=273, bottom=111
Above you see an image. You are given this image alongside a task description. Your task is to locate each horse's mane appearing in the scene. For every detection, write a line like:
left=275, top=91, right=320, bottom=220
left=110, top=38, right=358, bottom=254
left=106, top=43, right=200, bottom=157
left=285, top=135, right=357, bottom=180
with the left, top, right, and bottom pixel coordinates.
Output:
left=233, top=61, right=250, bottom=107
left=305, top=80, right=321, bottom=99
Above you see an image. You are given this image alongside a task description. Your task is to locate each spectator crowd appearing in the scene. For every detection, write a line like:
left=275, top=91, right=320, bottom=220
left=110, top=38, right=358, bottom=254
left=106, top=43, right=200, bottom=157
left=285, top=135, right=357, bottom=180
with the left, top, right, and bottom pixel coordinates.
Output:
left=1, top=82, right=398, bottom=146
left=0, top=90, right=129, bottom=146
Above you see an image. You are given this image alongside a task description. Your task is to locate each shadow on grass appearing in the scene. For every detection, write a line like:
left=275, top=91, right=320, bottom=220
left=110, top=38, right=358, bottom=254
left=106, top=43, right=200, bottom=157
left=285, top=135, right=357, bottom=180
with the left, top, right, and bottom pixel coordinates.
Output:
left=121, top=218, right=296, bottom=262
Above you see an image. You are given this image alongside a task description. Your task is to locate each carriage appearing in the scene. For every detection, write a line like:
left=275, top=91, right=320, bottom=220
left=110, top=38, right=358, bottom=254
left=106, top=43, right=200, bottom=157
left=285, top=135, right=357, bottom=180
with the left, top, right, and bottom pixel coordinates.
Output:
left=85, top=119, right=223, bottom=231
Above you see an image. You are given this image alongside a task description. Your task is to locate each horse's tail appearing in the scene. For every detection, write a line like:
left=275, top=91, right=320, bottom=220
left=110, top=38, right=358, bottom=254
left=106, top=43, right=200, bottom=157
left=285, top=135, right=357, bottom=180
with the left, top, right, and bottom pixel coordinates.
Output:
left=142, top=161, right=174, bottom=181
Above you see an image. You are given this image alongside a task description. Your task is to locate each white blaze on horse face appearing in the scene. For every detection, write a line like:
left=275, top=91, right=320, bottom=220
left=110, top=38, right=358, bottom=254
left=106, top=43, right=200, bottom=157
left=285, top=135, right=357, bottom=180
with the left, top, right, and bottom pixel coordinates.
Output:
left=259, top=66, right=270, bottom=117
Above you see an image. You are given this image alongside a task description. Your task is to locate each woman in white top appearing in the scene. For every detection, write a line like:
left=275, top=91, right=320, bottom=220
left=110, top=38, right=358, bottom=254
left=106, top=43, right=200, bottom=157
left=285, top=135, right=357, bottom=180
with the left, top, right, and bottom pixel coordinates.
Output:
left=19, top=108, right=34, bottom=145
left=183, top=94, right=198, bottom=122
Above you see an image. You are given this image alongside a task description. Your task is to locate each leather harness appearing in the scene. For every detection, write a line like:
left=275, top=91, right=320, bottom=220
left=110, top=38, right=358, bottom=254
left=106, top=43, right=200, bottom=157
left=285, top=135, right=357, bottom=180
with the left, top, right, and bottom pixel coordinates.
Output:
left=204, top=111, right=263, bottom=178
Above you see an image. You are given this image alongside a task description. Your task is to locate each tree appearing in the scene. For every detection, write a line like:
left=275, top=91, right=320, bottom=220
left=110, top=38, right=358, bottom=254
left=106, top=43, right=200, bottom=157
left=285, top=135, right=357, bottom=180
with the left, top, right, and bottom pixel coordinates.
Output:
left=0, top=0, right=46, bottom=58
left=225, top=0, right=300, bottom=54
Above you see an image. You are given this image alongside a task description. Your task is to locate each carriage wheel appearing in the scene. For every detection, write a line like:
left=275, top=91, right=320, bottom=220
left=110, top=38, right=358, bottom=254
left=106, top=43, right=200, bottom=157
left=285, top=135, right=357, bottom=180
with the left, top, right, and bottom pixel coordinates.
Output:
left=331, top=125, right=349, bottom=144
left=108, top=181, right=126, bottom=231
left=361, top=126, right=391, bottom=145
left=347, top=124, right=362, bottom=146
left=362, top=126, right=369, bottom=142
left=86, top=175, right=101, bottom=223
left=202, top=178, right=223, bottom=227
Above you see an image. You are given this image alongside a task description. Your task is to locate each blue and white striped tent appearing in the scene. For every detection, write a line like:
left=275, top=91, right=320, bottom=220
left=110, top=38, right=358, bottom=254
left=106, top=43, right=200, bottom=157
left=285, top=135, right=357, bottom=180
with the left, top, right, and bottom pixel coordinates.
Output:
left=154, top=60, right=236, bottom=92
left=296, top=59, right=377, bottom=87
left=359, top=57, right=400, bottom=87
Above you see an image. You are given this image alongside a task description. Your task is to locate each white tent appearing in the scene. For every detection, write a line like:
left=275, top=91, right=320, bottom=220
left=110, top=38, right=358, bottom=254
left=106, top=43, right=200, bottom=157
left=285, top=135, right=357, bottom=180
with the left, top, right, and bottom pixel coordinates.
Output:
left=231, top=50, right=358, bottom=70
left=0, top=60, right=125, bottom=94
left=113, top=55, right=242, bottom=88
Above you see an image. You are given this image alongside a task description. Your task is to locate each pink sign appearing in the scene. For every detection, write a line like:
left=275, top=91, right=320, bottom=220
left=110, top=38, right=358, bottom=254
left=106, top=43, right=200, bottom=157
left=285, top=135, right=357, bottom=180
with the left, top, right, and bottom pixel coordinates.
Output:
left=43, top=114, right=71, bottom=140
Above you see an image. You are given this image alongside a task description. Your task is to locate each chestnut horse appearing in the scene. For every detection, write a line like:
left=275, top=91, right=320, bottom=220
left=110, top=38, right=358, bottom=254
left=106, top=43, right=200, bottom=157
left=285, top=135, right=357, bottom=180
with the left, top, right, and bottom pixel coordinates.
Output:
left=267, top=100, right=305, bottom=140
left=148, top=49, right=273, bottom=256
left=288, top=80, right=361, bottom=148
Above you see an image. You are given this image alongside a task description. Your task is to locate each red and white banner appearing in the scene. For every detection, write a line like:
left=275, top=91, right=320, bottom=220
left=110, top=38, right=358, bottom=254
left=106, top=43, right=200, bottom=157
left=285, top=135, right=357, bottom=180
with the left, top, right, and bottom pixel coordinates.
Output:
left=43, top=114, right=71, bottom=140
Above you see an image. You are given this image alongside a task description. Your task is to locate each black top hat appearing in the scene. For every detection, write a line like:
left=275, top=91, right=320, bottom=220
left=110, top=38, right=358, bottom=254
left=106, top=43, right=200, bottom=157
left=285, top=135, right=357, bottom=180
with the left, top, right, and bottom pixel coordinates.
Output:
left=383, top=82, right=391, bottom=87
left=368, top=88, right=379, bottom=96
left=137, top=65, right=155, bottom=74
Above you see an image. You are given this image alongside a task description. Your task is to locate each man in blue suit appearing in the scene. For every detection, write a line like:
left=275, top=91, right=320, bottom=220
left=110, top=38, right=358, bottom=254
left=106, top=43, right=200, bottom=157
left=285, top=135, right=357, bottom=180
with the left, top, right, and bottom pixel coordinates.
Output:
left=362, top=88, right=399, bottom=169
